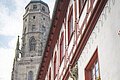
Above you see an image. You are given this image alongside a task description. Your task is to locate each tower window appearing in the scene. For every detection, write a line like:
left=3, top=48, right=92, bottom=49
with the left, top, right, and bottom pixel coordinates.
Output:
left=85, top=49, right=101, bottom=80
left=29, top=36, right=36, bottom=51
left=33, top=5, right=37, bottom=9
left=28, top=71, right=33, bottom=80
left=41, top=25, right=46, bottom=34
left=25, top=19, right=27, bottom=22
left=32, top=25, right=35, bottom=31
left=42, top=25, right=46, bottom=31
left=33, top=16, right=35, bottom=19
left=43, top=17, right=45, bottom=20
left=42, top=6, right=45, bottom=12
left=24, top=27, right=26, bottom=34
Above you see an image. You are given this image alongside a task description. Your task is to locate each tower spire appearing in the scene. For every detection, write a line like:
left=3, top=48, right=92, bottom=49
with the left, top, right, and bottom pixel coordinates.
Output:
left=16, top=36, right=20, bottom=50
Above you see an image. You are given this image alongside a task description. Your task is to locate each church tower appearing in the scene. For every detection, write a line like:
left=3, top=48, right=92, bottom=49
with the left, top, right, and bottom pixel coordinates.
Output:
left=11, top=0, right=50, bottom=80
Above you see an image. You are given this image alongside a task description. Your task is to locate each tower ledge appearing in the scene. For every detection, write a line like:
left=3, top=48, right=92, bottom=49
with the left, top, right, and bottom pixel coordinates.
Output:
left=25, top=0, right=48, bottom=9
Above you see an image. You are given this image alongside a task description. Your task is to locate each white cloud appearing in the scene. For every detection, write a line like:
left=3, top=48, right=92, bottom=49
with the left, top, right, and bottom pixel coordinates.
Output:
left=8, top=37, right=17, bottom=49
left=0, top=0, right=30, bottom=80
left=0, top=0, right=55, bottom=80
left=0, top=48, right=14, bottom=80
left=0, top=0, right=55, bottom=36
left=0, top=0, right=30, bottom=36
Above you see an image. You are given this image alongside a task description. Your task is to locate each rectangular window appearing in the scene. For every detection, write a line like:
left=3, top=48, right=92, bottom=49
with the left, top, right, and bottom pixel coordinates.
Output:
left=68, top=6, right=73, bottom=42
left=91, top=61, right=99, bottom=80
left=43, top=17, right=45, bottom=20
left=33, top=5, right=37, bottom=9
left=42, top=6, right=45, bottom=12
left=33, top=16, right=35, bottom=19
left=25, top=19, right=27, bottom=22
left=32, top=25, right=35, bottom=31
left=85, top=49, right=101, bottom=80
left=60, top=32, right=64, bottom=65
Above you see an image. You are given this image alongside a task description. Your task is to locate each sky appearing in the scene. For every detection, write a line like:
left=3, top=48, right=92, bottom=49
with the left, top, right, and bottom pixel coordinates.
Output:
left=0, top=0, right=55, bottom=80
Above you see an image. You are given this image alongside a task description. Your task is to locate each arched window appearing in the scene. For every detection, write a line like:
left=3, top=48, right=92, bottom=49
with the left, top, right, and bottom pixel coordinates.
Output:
left=29, top=36, right=36, bottom=51
left=23, top=27, right=26, bottom=34
left=42, top=6, right=45, bottom=12
left=28, top=71, right=33, bottom=80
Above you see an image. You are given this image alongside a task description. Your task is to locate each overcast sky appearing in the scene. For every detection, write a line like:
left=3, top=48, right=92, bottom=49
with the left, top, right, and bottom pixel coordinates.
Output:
left=0, top=0, right=55, bottom=80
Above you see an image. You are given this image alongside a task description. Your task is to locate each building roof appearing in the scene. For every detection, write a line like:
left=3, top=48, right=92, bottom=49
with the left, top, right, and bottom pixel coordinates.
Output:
left=25, top=0, right=48, bottom=9
left=36, top=0, right=70, bottom=79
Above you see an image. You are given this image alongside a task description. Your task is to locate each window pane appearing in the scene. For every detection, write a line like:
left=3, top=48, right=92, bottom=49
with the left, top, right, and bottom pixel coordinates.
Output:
left=42, top=6, right=45, bottom=12
left=91, top=61, right=100, bottom=80
left=29, top=36, right=36, bottom=51
left=96, top=70, right=99, bottom=79
left=70, top=13, right=73, bottom=36
left=92, top=66, right=95, bottom=75
left=28, top=71, right=33, bottom=80
left=95, top=62, right=99, bottom=71
left=33, top=5, right=37, bottom=9
left=85, top=50, right=100, bottom=80
left=68, top=6, right=73, bottom=41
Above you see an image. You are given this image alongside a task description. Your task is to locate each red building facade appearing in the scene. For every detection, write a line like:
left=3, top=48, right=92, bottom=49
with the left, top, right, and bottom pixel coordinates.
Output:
left=37, top=0, right=120, bottom=80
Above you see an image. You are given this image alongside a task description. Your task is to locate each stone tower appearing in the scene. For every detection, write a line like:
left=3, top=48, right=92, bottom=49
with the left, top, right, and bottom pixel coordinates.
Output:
left=11, top=0, right=50, bottom=80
